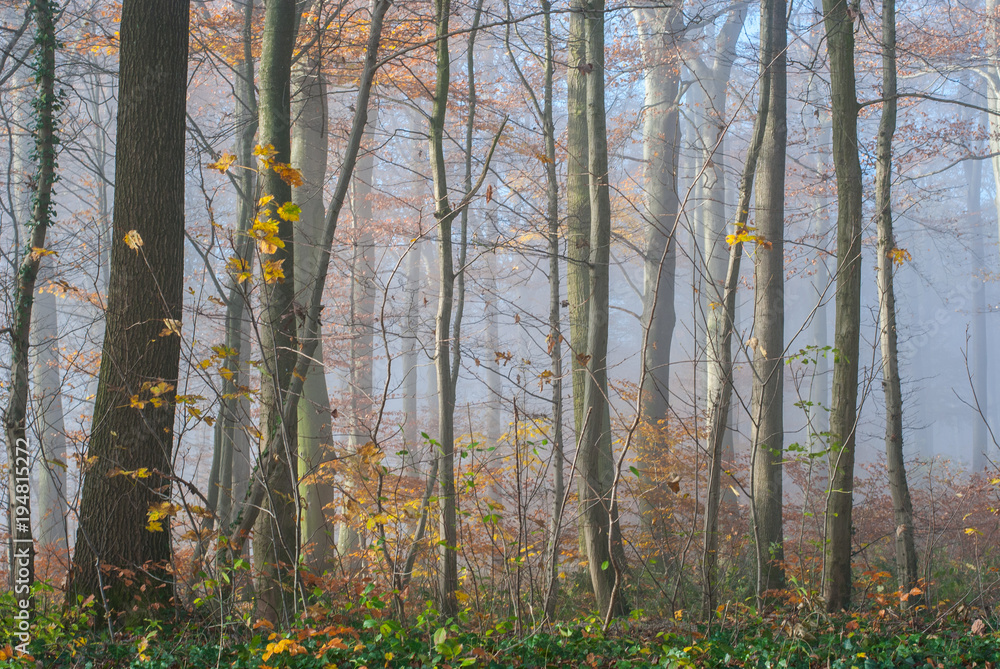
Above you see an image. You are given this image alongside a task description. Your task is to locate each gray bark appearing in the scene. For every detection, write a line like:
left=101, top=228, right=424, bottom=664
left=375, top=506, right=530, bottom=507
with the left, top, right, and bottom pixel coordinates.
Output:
left=875, top=0, right=919, bottom=603
left=291, top=41, right=337, bottom=572
left=579, top=0, right=628, bottom=619
left=749, top=0, right=787, bottom=599
left=822, top=0, right=865, bottom=612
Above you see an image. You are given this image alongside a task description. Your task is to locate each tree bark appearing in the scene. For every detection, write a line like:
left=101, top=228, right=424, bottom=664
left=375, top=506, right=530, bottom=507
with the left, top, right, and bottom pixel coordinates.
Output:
left=252, top=0, right=300, bottom=625
left=875, top=0, right=919, bottom=602
left=339, top=115, right=377, bottom=569
left=701, top=14, right=772, bottom=612
left=822, top=0, right=865, bottom=613
left=632, top=3, right=682, bottom=566
left=291, top=37, right=337, bottom=573
left=429, top=0, right=459, bottom=616
left=67, top=0, right=190, bottom=621
left=579, top=0, right=628, bottom=619
left=5, top=0, right=59, bottom=617
left=567, top=0, right=591, bottom=441
left=750, top=0, right=787, bottom=600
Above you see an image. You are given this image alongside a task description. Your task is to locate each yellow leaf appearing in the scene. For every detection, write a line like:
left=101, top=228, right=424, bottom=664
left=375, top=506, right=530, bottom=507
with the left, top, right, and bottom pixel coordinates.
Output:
left=258, top=194, right=275, bottom=207
left=262, top=259, right=286, bottom=284
left=207, top=152, right=236, bottom=173
left=274, top=163, right=305, bottom=187
left=887, top=247, right=912, bottom=265
left=149, top=381, right=174, bottom=396
left=130, top=395, right=145, bottom=410
left=253, top=143, right=278, bottom=159
left=30, top=246, right=57, bottom=260
left=146, top=520, right=163, bottom=532
left=124, top=229, right=143, bottom=251
left=277, top=201, right=301, bottom=222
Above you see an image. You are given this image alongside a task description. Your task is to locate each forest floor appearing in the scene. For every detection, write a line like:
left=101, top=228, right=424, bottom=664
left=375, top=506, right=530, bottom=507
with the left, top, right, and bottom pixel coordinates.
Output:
left=4, top=602, right=1000, bottom=668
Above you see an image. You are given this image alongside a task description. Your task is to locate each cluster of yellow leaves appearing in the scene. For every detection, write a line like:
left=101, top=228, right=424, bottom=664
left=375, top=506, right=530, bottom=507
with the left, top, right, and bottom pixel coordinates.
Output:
left=207, top=151, right=237, bottom=173
left=261, top=636, right=308, bottom=663
left=262, top=258, right=286, bottom=284
left=887, top=247, right=912, bottom=265
left=226, top=257, right=253, bottom=283
left=129, top=380, right=175, bottom=410
left=146, top=501, right=181, bottom=532
left=29, top=246, right=57, bottom=262
left=726, top=224, right=771, bottom=249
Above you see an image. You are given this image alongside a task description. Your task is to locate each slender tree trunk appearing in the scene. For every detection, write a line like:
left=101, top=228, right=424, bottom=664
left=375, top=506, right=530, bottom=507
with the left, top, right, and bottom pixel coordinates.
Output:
left=5, top=0, right=59, bottom=617
left=579, top=0, right=628, bottom=618
left=537, top=0, right=565, bottom=622
left=252, top=0, right=300, bottom=624
left=875, top=0, right=918, bottom=601
left=339, top=116, right=377, bottom=568
left=750, top=0, right=787, bottom=600
left=567, top=0, right=591, bottom=440
left=291, top=39, right=337, bottom=573
left=207, top=0, right=257, bottom=555
left=32, top=256, right=68, bottom=553
left=967, top=101, right=989, bottom=473
left=697, top=6, right=746, bottom=506
left=402, top=243, right=421, bottom=467
left=702, top=20, right=773, bottom=612
left=67, top=0, right=190, bottom=620
left=822, top=0, right=865, bottom=613
left=429, top=0, right=459, bottom=616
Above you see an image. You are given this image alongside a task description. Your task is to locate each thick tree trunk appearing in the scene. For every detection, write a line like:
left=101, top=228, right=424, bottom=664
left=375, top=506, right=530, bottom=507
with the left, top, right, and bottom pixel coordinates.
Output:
left=67, top=0, right=190, bottom=620
left=750, top=0, right=787, bottom=600
left=632, top=4, right=682, bottom=566
left=822, top=0, right=865, bottom=612
left=252, top=0, right=300, bottom=624
left=579, top=0, right=628, bottom=619
left=291, top=43, right=337, bottom=572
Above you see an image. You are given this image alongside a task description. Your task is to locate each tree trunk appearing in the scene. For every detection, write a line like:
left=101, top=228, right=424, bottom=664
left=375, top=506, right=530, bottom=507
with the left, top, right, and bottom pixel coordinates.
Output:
left=822, top=0, right=865, bottom=612
left=632, top=3, right=682, bottom=565
left=252, top=0, right=300, bottom=625
left=5, top=0, right=59, bottom=619
left=579, top=0, right=628, bottom=619
left=701, top=16, right=772, bottom=612
left=429, top=0, right=459, bottom=616
left=207, top=0, right=257, bottom=556
left=67, top=0, right=190, bottom=620
left=32, top=256, right=68, bottom=553
left=339, top=116, right=377, bottom=569
left=967, top=106, right=989, bottom=473
left=567, top=0, right=591, bottom=441
left=291, top=39, right=337, bottom=573
left=875, top=0, right=918, bottom=601
left=537, top=0, right=565, bottom=623
left=750, top=0, right=787, bottom=600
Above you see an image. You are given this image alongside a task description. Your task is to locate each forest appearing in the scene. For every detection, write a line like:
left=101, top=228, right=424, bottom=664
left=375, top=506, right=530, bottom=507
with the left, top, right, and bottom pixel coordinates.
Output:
left=2, top=0, right=1000, bottom=665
